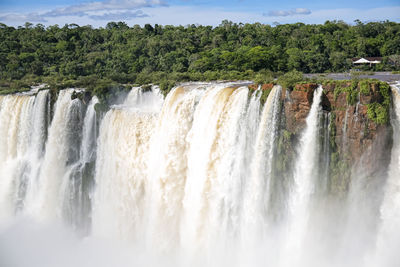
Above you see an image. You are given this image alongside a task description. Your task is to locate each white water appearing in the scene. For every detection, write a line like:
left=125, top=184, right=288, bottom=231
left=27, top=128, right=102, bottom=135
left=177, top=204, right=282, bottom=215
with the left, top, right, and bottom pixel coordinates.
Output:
left=285, top=85, right=323, bottom=265
left=242, top=86, right=281, bottom=245
left=0, top=82, right=399, bottom=267
left=146, top=86, right=203, bottom=251
left=61, top=96, right=99, bottom=232
left=92, top=87, right=162, bottom=240
left=80, top=96, right=99, bottom=164
left=0, top=94, right=35, bottom=218
left=26, top=90, right=84, bottom=221
left=373, top=83, right=400, bottom=266
left=180, top=85, right=250, bottom=255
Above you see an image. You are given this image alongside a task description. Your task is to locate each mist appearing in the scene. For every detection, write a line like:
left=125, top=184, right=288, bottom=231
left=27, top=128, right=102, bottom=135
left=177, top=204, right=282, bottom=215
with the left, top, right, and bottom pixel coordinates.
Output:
left=0, top=83, right=399, bottom=267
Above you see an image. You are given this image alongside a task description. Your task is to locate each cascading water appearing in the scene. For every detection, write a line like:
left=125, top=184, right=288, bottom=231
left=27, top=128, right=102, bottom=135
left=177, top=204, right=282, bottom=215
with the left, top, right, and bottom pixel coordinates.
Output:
left=92, top=87, right=162, bottom=240
left=16, top=90, right=50, bottom=212
left=61, top=96, right=99, bottom=233
left=0, top=82, right=399, bottom=267
left=0, top=90, right=52, bottom=220
left=373, top=83, right=400, bottom=267
left=342, top=106, right=349, bottom=152
left=145, top=86, right=203, bottom=251
left=242, top=86, right=281, bottom=244
left=0, top=94, right=35, bottom=218
left=26, top=90, right=84, bottom=221
left=284, top=85, right=323, bottom=265
left=181, top=85, right=251, bottom=255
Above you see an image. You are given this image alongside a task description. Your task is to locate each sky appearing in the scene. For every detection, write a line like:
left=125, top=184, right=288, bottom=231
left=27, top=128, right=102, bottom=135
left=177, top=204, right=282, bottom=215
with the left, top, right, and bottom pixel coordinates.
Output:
left=0, top=0, right=399, bottom=27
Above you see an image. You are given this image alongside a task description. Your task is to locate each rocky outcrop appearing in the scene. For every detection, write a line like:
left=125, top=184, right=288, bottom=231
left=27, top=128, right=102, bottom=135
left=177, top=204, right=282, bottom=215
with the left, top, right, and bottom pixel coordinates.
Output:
left=259, top=80, right=393, bottom=194
left=283, top=83, right=318, bottom=133
left=248, top=83, right=274, bottom=91
left=279, top=82, right=389, bottom=157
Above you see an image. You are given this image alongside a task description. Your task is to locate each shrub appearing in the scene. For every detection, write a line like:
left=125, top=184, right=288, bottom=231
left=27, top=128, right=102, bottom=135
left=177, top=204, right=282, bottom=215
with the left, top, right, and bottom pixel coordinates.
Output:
left=367, top=103, right=389, bottom=124
left=277, top=70, right=304, bottom=89
left=359, top=80, right=370, bottom=95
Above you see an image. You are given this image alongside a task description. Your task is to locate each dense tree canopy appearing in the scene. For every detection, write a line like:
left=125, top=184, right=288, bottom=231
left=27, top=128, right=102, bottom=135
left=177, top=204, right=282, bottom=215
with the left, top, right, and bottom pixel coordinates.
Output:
left=0, top=20, right=399, bottom=94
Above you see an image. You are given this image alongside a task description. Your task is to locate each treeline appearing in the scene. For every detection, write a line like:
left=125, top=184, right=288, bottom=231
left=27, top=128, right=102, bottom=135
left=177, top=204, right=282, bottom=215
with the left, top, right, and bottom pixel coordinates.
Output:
left=0, top=20, right=399, bottom=95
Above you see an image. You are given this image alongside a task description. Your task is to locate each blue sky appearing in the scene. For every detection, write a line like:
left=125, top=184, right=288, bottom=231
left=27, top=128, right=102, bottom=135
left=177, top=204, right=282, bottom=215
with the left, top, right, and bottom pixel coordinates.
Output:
left=0, top=0, right=399, bottom=27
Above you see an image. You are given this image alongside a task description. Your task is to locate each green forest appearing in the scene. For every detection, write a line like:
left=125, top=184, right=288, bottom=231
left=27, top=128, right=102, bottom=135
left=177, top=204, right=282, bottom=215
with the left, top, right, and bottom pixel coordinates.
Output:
left=1, top=20, right=400, bottom=97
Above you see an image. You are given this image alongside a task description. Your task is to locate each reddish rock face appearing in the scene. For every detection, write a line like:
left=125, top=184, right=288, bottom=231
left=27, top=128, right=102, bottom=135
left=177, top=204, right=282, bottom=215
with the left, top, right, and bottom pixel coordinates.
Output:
left=324, top=86, right=386, bottom=164
left=277, top=82, right=392, bottom=180
left=251, top=81, right=392, bottom=193
left=294, top=83, right=319, bottom=93
left=261, top=83, right=274, bottom=90
left=284, top=90, right=311, bottom=133
left=248, top=83, right=274, bottom=91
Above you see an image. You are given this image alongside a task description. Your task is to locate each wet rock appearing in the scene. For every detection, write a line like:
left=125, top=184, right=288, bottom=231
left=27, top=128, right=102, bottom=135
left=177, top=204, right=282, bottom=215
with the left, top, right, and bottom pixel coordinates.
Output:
left=281, top=82, right=392, bottom=181
left=248, top=83, right=274, bottom=91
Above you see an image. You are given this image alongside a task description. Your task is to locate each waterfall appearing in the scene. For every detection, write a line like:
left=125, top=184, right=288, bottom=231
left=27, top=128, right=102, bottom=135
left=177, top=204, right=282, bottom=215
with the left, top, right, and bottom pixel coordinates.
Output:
left=342, top=106, right=349, bottom=152
left=319, top=111, right=331, bottom=193
left=60, top=96, right=99, bottom=233
left=146, top=86, right=203, bottom=251
left=373, top=83, right=400, bottom=266
left=0, top=94, right=35, bottom=218
left=1, top=82, right=400, bottom=267
left=180, top=85, right=250, bottom=255
left=123, top=86, right=164, bottom=111
left=0, top=90, right=52, bottom=219
left=284, top=85, right=323, bottom=264
left=242, top=86, right=281, bottom=244
left=30, top=90, right=51, bottom=158
left=92, top=87, right=162, bottom=240
left=26, top=89, right=84, bottom=221
left=80, top=96, right=99, bottom=164
left=244, top=88, right=262, bottom=163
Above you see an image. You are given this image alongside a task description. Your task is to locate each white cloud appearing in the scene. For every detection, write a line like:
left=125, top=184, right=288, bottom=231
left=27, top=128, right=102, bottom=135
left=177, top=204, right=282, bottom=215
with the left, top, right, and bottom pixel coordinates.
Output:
left=0, top=4, right=399, bottom=27
left=281, top=6, right=400, bottom=24
left=135, top=6, right=400, bottom=26
left=0, top=13, right=47, bottom=23
left=265, top=8, right=311, bottom=17
left=89, top=10, right=149, bottom=21
left=0, top=0, right=164, bottom=24
left=43, top=0, right=166, bottom=17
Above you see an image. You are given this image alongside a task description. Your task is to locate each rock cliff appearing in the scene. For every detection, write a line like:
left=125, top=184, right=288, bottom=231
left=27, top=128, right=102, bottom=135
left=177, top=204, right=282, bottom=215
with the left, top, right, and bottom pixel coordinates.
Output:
left=254, top=80, right=393, bottom=195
